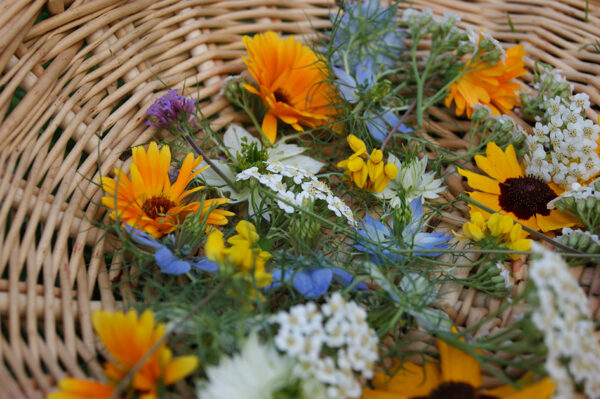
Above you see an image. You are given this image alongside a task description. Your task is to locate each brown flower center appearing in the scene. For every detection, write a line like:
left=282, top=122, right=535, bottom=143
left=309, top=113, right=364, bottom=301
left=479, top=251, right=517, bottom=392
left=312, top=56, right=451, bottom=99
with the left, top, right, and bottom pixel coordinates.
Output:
left=412, top=382, right=499, bottom=399
left=274, top=88, right=291, bottom=104
left=498, top=176, right=558, bottom=220
left=142, top=197, right=175, bottom=219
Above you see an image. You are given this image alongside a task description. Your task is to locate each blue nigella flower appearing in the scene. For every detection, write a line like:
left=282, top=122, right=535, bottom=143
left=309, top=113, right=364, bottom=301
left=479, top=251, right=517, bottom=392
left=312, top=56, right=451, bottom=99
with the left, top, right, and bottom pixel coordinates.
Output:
left=265, top=252, right=368, bottom=299
left=146, top=89, right=197, bottom=131
left=330, top=0, right=405, bottom=70
left=333, top=59, right=412, bottom=142
left=365, top=108, right=412, bottom=142
left=124, top=224, right=217, bottom=275
left=333, top=58, right=377, bottom=104
left=355, top=197, right=451, bottom=264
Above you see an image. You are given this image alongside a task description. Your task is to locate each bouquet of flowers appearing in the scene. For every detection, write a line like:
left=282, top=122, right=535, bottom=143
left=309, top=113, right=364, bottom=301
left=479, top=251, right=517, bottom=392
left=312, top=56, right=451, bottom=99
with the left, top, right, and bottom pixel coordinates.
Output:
left=48, top=1, right=600, bottom=399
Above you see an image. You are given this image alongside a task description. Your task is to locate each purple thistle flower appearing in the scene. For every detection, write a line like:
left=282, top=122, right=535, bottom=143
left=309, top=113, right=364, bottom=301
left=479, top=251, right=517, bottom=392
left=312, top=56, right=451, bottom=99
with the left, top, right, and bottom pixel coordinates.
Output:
left=146, top=90, right=197, bottom=132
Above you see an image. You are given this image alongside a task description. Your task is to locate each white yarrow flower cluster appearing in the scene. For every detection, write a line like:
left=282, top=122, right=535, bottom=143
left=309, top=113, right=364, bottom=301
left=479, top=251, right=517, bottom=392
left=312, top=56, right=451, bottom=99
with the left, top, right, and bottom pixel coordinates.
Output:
left=528, top=242, right=600, bottom=399
left=197, top=124, right=325, bottom=217
left=237, top=161, right=358, bottom=227
left=271, top=293, right=379, bottom=399
left=523, top=88, right=600, bottom=188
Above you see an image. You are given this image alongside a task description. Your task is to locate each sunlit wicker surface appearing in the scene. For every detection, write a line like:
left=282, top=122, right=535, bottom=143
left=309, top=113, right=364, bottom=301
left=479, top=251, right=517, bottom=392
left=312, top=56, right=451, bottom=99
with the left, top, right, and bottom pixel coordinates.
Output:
left=1, top=1, right=599, bottom=397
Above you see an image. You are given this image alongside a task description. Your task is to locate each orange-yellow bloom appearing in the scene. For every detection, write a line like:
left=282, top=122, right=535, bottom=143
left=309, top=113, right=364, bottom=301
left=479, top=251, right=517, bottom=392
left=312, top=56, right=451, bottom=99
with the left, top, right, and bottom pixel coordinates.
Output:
left=100, top=142, right=234, bottom=238
left=242, top=31, right=337, bottom=144
left=362, top=328, right=554, bottom=399
left=48, top=309, right=198, bottom=399
left=445, top=44, right=526, bottom=118
left=458, top=142, right=576, bottom=232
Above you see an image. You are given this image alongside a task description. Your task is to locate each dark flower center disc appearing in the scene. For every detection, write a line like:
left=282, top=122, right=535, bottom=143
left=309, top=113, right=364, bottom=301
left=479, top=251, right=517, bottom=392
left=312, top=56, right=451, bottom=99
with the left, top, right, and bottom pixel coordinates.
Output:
left=498, top=176, right=558, bottom=220
left=412, top=382, right=499, bottom=399
left=142, top=197, right=176, bottom=219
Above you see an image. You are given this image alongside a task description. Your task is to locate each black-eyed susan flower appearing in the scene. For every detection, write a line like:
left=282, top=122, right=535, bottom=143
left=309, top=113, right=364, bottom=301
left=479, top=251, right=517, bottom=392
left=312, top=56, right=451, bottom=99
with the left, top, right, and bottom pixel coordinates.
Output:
left=48, top=309, right=198, bottom=399
left=445, top=44, right=526, bottom=119
left=458, top=142, right=576, bottom=232
left=362, top=328, right=554, bottom=399
left=462, top=211, right=531, bottom=260
left=205, top=220, right=272, bottom=288
left=338, top=134, right=398, bottom=192
left=100, top=142, right=234, bottom=238
left=242, top=31, right=338, bottom=144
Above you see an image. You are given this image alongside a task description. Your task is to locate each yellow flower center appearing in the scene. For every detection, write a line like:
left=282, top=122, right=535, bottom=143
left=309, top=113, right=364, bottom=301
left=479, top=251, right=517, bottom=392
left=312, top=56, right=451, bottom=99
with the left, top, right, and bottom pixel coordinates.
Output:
left=413, top=382, right=498, bottom=399
left=142, top=197, right=176, bottom=219
left=498, top=176, right=558, bottom=220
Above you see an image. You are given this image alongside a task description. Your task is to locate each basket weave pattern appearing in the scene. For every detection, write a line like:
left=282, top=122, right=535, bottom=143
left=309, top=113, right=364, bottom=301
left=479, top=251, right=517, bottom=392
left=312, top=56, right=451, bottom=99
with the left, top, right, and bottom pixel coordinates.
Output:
left=0, top=1, right=599, bottom=398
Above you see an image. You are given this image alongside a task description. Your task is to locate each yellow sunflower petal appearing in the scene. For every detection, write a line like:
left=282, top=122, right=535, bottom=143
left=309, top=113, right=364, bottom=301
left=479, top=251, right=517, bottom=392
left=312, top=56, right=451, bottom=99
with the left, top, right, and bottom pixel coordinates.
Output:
left=438, top=338, right=482, bottom=388
left=369, top=362, right=441, bottom=397
left=458, top=167, right=501, bottom=194
left=535, top=210, right=577, bottom=232
left=486, top=378, right=554, bottom=399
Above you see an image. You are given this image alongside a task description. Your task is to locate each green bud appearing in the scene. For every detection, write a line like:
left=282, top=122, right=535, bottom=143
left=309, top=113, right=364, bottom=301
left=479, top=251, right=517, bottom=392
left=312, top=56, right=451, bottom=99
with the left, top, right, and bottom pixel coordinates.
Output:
left=576, top=198, right=587, bottom=216
left=223, top=76, right=244, bottom=105
left=586, top=196, right=597, bottom=212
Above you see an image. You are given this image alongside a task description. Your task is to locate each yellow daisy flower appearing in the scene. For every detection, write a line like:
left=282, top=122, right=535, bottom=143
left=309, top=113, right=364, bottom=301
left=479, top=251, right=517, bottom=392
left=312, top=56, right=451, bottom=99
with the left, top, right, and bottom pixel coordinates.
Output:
left=445, top=44, right=526, bottom=118
left=458, top=142, right=576, bottom=232
left=242, top=31, right=338, bottom=144
left=362, top=329, right=554, bottom=399
left=48, top=309, right=198, bottom=399
left=100, top=142, right=234, bottom=238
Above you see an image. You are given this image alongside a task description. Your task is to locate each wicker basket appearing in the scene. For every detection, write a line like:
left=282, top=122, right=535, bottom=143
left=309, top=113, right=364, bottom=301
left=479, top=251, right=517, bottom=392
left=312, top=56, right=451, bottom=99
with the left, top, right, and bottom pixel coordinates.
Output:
left=1, top=1, right=599, bottom=398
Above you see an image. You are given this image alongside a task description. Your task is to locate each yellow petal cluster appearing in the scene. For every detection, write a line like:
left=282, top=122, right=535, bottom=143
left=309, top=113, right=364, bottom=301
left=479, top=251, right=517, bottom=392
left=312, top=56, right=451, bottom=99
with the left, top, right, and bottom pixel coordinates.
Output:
left=337, top=134, right=398, bottom=192
left=205, top=221, right=272, bottom=287
left=462, top=211, right=532, bottom=260
left=48, top=309, right=198, bottom=399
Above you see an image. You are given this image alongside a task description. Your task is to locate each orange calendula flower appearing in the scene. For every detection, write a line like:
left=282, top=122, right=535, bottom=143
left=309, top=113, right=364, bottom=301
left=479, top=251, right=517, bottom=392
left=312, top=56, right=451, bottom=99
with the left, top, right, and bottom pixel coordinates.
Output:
left=100, top=142, right=234, bottom=238
left=445, top=43, right=526, bottom=118
left=48, top=309, right=198, bottom=399
left=458, top=142, right=576, bottom=232
left=362, top=328, right=554, bottom=399
left=337, top=134, right=398, bottom=192
left=242, top=31, right=337, bottom=144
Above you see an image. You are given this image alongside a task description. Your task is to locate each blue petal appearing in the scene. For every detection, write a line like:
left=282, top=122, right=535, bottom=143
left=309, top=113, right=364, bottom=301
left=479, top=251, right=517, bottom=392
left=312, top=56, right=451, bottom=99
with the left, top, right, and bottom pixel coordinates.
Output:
left=365, top=113, right=387, bottom=141
left=190, top=258, right=219, bottom=273
left=293, top=269, right=333, bottom=299
left=382, top=110, right=412, bottom=134
left=264, top=269, right=292, bottom=290
left=356, top=58, right=376, bottom=90
left=331, top=268, right=369, bottom=291
left=123, top=224, right=163, bottom=249
left=155, top=247, right=190, bottom=275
